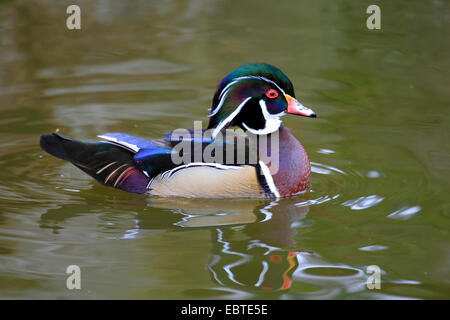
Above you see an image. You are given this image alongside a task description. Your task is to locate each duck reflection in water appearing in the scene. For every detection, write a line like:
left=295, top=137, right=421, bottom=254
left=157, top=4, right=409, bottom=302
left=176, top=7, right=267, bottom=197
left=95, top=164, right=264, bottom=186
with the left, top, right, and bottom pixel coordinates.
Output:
left=144, top=197, right=309, bottom=292
left=40, top=193, right=309, bottom=293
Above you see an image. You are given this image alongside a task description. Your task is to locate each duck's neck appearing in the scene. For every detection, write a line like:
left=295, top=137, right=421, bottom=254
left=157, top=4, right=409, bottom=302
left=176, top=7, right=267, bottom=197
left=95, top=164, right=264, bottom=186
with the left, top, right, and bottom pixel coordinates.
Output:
left=261, top=125, right=311, bottom=196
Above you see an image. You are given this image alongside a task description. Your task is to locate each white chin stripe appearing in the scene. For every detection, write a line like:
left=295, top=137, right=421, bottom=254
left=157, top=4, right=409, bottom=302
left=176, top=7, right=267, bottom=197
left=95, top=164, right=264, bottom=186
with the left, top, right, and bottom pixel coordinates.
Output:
left=242, top=100, right=282, bottom=135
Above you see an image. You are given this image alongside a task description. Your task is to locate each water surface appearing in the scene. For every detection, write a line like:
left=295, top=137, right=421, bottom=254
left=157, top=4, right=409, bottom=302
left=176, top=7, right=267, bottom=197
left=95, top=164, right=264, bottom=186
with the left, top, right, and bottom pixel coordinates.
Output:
left=0, top=0, right=449, bottom=299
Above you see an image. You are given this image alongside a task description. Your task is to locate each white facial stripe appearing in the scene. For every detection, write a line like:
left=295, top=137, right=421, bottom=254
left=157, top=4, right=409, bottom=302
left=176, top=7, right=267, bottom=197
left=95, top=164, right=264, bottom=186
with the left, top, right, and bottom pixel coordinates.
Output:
left=218, top=79, right=239, bottom=100
left=258, top=160, right=280, bottom=198
left=242, top=99, right=282, bottom=135
left=212, top=97, right=252, bottom=138
left=209, top=88, right=230, bottom=117
left=218, top=78, right=245, bottom=101
left=253, top=76, right=286, bottom=95
left=225, top=76, right=285, bottom=95
left=211, top=76, right=286, bottom=118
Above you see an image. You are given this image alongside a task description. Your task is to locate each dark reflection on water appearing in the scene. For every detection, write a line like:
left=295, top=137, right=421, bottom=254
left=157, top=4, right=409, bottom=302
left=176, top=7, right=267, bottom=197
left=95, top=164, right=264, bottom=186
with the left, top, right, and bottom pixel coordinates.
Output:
left=147, top=199, right=307, bottom=294
left=34, top=191, right=428, bottom=299
left=39, top=194, right=311, bottom=296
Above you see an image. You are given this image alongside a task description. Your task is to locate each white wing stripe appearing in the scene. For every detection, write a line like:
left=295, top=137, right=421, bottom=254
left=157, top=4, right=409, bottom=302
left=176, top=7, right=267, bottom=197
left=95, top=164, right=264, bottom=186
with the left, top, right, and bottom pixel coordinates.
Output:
left=97, top=135, right=140, bottom=153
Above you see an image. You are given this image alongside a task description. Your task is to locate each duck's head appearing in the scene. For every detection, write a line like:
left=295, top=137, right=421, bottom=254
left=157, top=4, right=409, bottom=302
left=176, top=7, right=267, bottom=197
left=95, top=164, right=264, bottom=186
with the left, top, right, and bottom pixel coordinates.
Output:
left=207, top=63, right=316, bottom=138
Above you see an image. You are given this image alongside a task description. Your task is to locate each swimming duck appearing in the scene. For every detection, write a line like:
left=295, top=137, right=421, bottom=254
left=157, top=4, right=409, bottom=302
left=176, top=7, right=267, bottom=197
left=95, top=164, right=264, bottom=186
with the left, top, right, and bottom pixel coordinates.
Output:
left=40, top=63, right=316, bottom=198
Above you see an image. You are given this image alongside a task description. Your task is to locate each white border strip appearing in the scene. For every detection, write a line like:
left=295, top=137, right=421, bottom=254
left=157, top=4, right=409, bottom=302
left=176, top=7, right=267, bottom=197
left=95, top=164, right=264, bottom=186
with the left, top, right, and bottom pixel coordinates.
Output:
left=258, top=160, right=280, bottom=198
left=97, top=135, right=140, bottom=153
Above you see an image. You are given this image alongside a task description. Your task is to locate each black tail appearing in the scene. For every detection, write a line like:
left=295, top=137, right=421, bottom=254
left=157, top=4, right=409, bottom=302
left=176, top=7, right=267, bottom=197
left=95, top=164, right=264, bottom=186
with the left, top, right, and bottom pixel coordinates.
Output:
left=40, top=133, right=150, bottom=194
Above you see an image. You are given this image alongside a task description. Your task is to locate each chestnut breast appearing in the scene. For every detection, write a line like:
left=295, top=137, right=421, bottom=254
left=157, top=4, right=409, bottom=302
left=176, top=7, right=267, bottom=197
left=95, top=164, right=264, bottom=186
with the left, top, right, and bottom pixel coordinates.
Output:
left=268, top=126, right=311, bottom=196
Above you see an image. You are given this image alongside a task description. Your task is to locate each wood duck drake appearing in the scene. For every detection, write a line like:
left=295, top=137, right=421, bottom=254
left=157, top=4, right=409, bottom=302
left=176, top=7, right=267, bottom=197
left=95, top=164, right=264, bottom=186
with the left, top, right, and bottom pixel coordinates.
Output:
left=40, top=63, right=316, bottom=198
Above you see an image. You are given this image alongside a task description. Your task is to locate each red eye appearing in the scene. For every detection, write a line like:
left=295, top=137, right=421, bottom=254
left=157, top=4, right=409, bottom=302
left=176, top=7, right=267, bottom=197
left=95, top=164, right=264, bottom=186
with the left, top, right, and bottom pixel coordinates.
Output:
left=266, top=89, right=278, bottom=99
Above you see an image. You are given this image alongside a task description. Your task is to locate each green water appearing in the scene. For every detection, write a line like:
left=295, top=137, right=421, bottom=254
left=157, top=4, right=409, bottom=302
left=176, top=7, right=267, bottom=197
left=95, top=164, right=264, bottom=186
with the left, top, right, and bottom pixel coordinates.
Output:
left=0, top=0, right=449, bottom=299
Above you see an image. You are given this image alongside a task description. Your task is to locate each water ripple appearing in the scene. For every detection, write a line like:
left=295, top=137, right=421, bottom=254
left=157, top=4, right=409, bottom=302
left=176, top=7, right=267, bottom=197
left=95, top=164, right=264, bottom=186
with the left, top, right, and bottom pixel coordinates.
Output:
left=39, top=59, right=194, bottom=78
left=387, top=205, right=421, bottom=220
left=311, top=161, right=347, bottom=175
left=342, top=195, right=384, bottom=210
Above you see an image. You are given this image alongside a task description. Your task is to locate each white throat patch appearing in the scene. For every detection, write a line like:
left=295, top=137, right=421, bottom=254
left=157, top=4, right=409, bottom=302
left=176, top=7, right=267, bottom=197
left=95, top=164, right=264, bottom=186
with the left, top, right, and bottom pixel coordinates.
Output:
left=242, top=99, right=283, bottom=135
